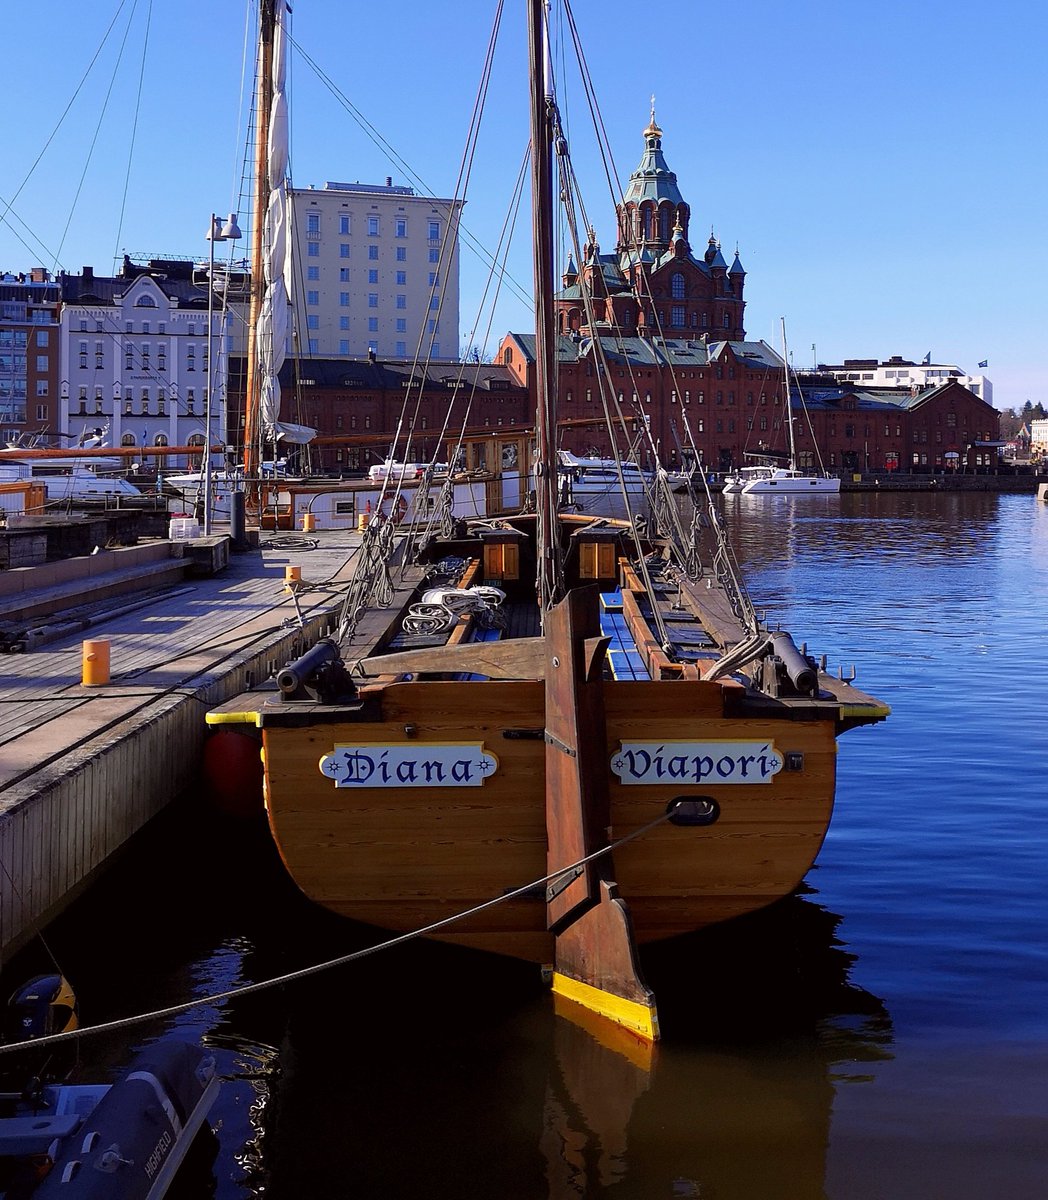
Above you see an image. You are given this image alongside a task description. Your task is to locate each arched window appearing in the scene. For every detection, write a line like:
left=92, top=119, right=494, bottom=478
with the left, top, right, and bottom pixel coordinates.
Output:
left=154, top=433, right=169, bottom=447
left=120, top=432, right=136, bottom=447
left=135, top=294, right=157, bottom=307
left=671, top=273, right=685, bottom=300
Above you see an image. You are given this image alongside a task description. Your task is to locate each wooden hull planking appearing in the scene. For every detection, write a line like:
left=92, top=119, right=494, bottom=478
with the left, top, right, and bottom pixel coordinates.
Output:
left=260, top=678, right=837, bottom=963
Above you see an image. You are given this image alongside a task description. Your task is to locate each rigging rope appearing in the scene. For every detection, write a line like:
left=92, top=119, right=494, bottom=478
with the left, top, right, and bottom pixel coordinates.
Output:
left=0, top=805, right=680, bottom=1057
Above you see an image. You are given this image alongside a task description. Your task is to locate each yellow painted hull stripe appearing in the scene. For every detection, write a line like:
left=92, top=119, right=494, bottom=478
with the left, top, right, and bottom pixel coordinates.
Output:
left=551, top=972, right=659, bottom=1042
left=206, top=711, right=262, bottom=727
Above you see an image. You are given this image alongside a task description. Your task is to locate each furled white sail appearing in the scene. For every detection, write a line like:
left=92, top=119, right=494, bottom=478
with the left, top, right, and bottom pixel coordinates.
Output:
left=257, top=2, right=311, bottom=444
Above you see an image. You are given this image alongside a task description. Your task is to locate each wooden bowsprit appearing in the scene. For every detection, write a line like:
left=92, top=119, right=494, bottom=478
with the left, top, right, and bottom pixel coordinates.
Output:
left=543, top=586, right=660, bottom=1041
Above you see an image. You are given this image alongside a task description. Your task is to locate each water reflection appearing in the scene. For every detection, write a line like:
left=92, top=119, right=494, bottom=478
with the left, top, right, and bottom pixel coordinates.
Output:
left=1, top=803, right=894, bottom=1200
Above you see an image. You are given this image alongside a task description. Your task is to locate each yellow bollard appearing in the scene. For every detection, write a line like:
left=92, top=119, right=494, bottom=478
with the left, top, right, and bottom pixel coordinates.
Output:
left=301, top=511, right=316, bottom=533
left=284, top=565, right=302, bottom=591
left=82, top=639, right=110, bottom=687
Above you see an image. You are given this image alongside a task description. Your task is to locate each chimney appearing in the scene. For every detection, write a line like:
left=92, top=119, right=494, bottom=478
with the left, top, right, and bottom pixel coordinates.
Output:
left=82, top=266, right=93, bottom=280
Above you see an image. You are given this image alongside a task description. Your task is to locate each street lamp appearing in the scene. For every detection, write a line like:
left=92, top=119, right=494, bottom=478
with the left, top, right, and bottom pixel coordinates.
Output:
left=203, top=212, right=242, bottom=534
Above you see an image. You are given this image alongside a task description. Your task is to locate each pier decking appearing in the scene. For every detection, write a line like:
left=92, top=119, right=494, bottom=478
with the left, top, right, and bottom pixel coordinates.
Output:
left=0, top=531, right=363, bottom=961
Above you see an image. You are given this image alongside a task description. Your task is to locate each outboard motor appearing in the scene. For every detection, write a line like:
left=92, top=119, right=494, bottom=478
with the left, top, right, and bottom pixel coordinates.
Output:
left=6, top=975, right=78, bottom=1041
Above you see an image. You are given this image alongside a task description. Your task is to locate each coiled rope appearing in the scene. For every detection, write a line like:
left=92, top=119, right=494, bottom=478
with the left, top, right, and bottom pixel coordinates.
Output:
left=0, top=805, right=681, bottom=1056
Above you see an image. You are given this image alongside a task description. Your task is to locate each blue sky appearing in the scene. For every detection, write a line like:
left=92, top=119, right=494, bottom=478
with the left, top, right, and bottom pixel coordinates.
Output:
left=2, top=0, right=1044, bottom=410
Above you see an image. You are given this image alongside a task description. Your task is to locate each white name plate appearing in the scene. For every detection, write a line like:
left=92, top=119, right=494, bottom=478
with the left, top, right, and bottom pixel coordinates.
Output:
left=319, top=742, right=499, bottom=788
left=611, top=741, right=784, bottom=786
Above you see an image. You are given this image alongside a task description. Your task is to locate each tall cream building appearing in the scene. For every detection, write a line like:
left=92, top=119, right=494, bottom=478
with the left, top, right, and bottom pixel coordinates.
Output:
left=288, top=181, right=462, bottom=362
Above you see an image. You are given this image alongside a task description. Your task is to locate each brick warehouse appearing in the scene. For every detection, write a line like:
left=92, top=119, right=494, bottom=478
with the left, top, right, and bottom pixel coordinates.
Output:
left=244, top=110, right=999, bottom=476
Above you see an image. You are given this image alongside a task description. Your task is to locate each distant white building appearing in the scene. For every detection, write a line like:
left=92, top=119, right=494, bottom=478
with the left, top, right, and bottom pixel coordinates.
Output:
left=821, top=356, right=992, bottom=406
left=1030, top=417, right=1048, bottom=454
left=287, top=181, right=462, bottom=362
left=59, top=258, right=237, bottom=464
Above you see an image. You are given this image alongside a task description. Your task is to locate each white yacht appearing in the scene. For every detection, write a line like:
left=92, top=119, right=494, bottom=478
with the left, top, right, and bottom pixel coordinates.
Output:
left=738, top=321, right=841, bottom=495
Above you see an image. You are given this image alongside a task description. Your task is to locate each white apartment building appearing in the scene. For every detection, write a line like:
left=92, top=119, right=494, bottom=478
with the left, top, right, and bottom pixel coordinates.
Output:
left=1029, top=417, right=1048, bottom=454
left=58, top=260, right=237, bottom=463
left=288, top=181, right=462, bottom=362
left=822, top=356, right=993, bottom=405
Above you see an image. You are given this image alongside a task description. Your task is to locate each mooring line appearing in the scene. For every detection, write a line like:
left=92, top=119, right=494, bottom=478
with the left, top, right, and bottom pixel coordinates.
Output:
left=0, top=807, right=678, bottom=1056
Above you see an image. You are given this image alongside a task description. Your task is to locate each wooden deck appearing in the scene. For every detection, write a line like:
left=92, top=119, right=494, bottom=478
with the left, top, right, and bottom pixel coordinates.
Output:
left=0, top=529, right=371, bottom=958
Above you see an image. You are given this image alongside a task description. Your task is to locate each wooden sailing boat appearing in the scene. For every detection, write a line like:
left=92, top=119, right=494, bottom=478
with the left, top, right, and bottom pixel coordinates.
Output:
left=208, top=0, right=888, bottom=1040
left=738, top=320, right=842, bottom=494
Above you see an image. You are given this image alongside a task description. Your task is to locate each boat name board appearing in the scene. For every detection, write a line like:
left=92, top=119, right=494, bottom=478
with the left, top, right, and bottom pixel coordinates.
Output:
left=610, top=741, right=784, bottom=786
left=319, top=742, right=499, bottom=788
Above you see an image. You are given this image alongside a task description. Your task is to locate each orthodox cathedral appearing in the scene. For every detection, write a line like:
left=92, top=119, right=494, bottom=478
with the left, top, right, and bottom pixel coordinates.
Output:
left=555, top=108, right=746, bottom=341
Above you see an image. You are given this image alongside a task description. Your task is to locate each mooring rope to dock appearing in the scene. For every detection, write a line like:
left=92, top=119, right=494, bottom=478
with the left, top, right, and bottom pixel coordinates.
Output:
left=0, top=806, right=681, bottom=1056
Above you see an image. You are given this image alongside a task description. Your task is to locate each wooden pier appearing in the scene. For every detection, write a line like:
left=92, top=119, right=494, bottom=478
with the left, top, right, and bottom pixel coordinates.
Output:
left=0, top=530, right=362, bottom=962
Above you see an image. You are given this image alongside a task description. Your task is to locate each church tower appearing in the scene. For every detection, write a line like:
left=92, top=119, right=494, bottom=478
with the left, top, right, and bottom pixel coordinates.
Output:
left=556, top=105, right=746, bottom=341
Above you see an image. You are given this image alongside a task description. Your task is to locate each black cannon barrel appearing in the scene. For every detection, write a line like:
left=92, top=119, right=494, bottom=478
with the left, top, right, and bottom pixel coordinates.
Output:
left=277, top=638, right=342, bottom=697
left=771, top=632, right=818, bottom=695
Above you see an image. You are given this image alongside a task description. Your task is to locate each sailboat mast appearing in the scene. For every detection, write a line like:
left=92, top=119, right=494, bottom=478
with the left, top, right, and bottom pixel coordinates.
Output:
left=528, top=0, right=561, bottom=613
left=780, top=316, right=796, bottom=470
left=243, top=0, right=276, bottom=478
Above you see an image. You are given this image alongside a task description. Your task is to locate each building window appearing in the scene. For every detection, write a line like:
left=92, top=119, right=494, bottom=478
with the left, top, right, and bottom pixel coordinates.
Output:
left=340, top=215, right=350, bottom=234
left=368, top=216, right=380, bottom=236
left=35, top=403, right=48, bottom=420
left=368, top=245, right=379, bottom=261
left=307, top=290, right=319, bottom=305
left=396, top=318, right=406, bottom=332
left=395, top=218, right=407, bottom=238
left=35, top=380, right=48, bottom=397
left=429, top=295, right=439, bottom=311
left=308, top=243, right=320, bottom=257
left=368, top=317, right=378, bottom=332
left=396, top=271, right=407, bottom=285
left=368, top=294, right=378, bottom=308
left=340, top=316, right=349, bottom=329
left=397, top=246, right=407, bottom=262
left=154, top=433, right=168, bottom=446
left=396, top=295, right=406, bottom=310
left=339, top=339, right=350, bottom=354
left=307, top=314, right=319, bottom=329
left=671, top=273, right=685, bottom=300
left=395, top=341, right=406, bottom=356
left=308, top=338, right=319, bottom=354
left=428, top=220, right=440, bottom=241
left=121, top=432, right=136, bottom=446
left=339, top=268, right=350, bottom=282
left=340, top=292, right=350, bottom=306
left=307, top=266, right=320, bottom=280
left=339, top=244, right=350, bottom=259
left=307, top=211, right=320, bottom=233
left=367, top=342, right=377, bottom=355
left=368, top=270, right=378, bottom=284
left=36, top=330, right=49, bottom=347
left=428, top=248, right=438, bottom=264
left=671, top=305, right=685, bottom=328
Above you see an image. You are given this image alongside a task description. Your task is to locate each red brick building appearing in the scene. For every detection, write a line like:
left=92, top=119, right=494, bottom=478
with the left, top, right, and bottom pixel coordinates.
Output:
left=228, top=355, right=529, bottom=474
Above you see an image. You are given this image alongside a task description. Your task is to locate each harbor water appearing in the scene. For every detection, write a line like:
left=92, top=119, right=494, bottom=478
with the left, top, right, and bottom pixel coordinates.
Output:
left=3, top=490, right=1047, bottom=1198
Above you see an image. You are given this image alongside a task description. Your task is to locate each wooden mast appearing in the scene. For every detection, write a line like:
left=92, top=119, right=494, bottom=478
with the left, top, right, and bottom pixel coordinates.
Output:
left=527, top=0, right=561, bottom=615
left=242, top=0, right=275, bottom=479
left=529, top=0, right=659, bottom=1041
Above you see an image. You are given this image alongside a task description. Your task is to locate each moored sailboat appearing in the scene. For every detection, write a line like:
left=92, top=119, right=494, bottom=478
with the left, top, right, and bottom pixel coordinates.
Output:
left=739, top=320, right=841, bottom=494
left=207, top=0, right=887, bottom=1040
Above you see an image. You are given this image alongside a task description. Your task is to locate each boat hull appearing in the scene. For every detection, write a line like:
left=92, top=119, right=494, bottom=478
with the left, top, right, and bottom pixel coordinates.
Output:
left=259, top=678, right=838, bottom=962
left=740, top=474, right=841, bottom=494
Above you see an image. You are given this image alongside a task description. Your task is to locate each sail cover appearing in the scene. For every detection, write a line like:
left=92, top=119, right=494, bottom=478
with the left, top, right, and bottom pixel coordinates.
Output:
left=257, top=3, right=312, bottom=444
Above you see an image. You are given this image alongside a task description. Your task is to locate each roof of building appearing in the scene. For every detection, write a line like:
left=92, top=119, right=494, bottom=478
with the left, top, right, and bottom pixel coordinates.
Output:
left=267, top=357, right=524, bottom=392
